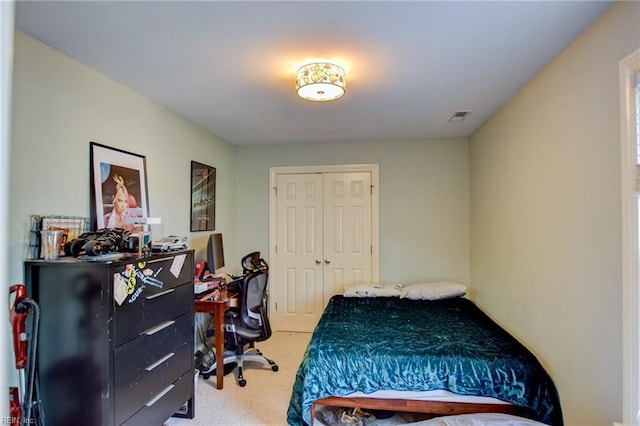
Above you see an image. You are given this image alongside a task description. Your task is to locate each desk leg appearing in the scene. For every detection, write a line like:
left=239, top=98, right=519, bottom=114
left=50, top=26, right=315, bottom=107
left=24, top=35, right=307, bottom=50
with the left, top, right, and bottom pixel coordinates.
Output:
left=214, top=302, right=225, bottom=390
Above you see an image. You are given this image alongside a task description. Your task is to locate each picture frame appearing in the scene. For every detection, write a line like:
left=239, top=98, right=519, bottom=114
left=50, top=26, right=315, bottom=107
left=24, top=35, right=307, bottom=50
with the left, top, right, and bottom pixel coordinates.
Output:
left=190, top=161, right=216, bottom=231
left=41, top=216, right=87, bottom=257
left=90, top=142, right=150, bottom=232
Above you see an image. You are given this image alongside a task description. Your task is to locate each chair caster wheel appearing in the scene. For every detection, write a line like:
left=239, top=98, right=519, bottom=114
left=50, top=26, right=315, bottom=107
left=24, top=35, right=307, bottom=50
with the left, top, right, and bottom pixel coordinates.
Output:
left=238, top=379, right=247, bottom=387
left=272, top=365, right=279, bottom=372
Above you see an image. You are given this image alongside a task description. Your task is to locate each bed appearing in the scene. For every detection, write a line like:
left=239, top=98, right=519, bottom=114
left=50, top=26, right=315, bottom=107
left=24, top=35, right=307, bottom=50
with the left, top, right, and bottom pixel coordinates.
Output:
left=287, top=287, right=563, bottom=426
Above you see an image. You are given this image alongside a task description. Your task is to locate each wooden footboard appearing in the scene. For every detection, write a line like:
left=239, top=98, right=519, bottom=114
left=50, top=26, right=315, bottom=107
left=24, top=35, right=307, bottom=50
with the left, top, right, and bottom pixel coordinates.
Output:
left=311, top=396, right=535, bottom=422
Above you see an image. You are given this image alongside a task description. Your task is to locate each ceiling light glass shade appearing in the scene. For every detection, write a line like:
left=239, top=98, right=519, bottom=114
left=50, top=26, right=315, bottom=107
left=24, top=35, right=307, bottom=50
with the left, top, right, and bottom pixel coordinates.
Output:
left=296, top=62, right=346, bottom=101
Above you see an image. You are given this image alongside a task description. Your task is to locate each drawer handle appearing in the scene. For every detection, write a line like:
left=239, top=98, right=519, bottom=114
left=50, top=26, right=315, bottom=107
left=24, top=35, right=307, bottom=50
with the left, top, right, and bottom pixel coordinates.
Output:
left=145, top=384, right=175, bottom=407
left=145, top=352, right=175, bottom=372
left=142, top=320, right=175, bottom=336
left=145, top=288, right=175, bottom=300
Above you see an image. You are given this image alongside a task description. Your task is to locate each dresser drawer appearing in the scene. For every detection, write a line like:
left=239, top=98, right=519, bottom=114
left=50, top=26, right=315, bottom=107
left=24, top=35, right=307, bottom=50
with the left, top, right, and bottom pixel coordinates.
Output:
left=112, top=252, right=194, bottom=307
left=121, top=370, right=193, bottom=426
left=114, top=283, right=192, bottom=346
left=114, top=342, right=192, bottom=425
left=115, top=312, right=193, bottom=385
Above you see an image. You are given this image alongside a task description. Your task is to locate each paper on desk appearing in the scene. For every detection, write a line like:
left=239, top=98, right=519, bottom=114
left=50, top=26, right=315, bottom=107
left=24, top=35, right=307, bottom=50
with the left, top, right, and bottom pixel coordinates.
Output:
left=170, top=253, right=186, bottom=278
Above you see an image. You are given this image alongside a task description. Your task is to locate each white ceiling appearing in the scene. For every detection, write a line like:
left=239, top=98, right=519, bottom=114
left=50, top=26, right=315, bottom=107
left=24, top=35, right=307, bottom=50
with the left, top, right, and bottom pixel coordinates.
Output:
left=14, top=1, right=614, bottom=146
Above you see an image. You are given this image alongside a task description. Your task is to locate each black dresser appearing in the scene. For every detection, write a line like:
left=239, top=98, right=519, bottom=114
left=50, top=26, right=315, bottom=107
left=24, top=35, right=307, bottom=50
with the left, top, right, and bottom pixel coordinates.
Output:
left=25, top=250, right=195, bottom=425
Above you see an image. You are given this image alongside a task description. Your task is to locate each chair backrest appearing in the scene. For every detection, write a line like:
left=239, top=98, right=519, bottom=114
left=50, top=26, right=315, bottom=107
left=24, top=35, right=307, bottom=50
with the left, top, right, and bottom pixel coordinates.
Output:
left=239, top=268, right=272, bottom=340
left=241, top=251, right=269, bottom=275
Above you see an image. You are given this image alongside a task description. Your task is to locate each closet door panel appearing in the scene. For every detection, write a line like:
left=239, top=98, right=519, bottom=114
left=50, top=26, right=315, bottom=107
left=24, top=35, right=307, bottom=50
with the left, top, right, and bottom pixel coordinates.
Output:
left=275, top=173, right=325, bottom=332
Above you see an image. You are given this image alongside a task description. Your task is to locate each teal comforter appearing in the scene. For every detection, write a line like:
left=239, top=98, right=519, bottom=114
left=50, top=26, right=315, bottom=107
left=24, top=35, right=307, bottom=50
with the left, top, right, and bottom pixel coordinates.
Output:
left=287, top=296, right=563, bottom=426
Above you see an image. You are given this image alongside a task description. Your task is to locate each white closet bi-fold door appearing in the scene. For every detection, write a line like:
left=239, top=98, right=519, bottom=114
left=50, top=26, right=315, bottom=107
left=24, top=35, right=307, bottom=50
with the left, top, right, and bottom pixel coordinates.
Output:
left=272, top=170, right=375, bottom=332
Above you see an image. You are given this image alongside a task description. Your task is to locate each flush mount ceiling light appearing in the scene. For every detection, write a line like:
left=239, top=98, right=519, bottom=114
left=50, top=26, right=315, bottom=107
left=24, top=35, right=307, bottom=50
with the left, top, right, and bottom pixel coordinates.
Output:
left=296, top=62, right=346, bottom=102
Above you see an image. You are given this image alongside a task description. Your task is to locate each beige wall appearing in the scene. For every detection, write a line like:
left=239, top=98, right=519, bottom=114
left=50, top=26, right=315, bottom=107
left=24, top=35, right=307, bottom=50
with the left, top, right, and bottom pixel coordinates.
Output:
left=469, top=2, right=640, bottom=424
left=9, top=30, right=238, bottom=284
left=7, top=29, right=239, bottom=384
left=235, top=138, right=470, bottom=285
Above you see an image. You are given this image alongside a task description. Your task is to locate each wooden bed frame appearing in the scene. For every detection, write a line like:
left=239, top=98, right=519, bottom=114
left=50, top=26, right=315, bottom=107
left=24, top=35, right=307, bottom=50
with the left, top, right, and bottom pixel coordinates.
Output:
left=311, top=396, right=535, bottom=422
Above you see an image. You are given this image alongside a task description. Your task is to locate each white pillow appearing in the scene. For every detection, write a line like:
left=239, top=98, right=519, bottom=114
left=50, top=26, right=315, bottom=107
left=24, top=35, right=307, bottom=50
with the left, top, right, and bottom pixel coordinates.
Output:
left=400, top=281, right=467, bottom=300
left=343, top=283, right=403, bottom=298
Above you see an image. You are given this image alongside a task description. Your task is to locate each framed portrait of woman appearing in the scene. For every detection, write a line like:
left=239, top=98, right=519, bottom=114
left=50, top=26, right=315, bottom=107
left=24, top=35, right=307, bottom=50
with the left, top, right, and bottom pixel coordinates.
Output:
left=89, top=142, right=150, bottom=232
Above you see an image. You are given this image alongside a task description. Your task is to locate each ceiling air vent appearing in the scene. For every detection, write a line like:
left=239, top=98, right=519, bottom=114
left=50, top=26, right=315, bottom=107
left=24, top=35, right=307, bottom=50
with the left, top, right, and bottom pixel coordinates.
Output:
left=448, top=110, right=471, bottom=123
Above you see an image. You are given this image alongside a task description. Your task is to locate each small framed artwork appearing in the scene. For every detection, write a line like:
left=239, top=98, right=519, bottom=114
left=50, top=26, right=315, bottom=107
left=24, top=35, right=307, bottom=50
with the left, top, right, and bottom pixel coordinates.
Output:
left=90, top=142, right=150, bottom=232
left=191, top=161, right=216, bottom=231
left=41, top=216, right=87, bottom=257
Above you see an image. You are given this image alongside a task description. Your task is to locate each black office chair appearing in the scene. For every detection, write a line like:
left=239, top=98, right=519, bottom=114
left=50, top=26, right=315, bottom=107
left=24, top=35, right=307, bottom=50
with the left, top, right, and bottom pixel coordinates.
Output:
left=226, top=251, right=268, bottom=293
left=241, top=251, right=268, bottom=275
left=220, top=264, right=278, bottom=386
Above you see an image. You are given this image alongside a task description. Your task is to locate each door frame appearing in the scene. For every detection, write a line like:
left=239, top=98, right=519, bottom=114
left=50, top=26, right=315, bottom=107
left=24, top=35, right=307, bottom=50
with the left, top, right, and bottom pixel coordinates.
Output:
left=268, top=164, right=380, bottom=331
left=620, top=48, right=640, bottom=425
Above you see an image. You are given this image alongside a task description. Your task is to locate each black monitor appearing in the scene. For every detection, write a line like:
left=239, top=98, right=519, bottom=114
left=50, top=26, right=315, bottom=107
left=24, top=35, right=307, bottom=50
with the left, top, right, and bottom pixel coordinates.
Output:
left=207, top=233, right=225, bottom=274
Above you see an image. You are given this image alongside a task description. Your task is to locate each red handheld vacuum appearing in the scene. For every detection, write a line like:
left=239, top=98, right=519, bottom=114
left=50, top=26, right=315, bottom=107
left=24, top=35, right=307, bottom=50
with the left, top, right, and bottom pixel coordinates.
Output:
left=9, top=284, right=44, bottom=425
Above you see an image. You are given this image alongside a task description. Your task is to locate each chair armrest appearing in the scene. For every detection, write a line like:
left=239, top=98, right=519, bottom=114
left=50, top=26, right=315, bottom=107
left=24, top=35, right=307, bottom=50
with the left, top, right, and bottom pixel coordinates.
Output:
left=256, top=305, right=271, bottom=339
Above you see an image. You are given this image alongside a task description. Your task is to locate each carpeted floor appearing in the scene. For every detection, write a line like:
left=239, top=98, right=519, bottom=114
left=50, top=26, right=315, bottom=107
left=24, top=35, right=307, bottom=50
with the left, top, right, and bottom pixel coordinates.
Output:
left=164, top=330, right=312, bottom=425
left=164, top=330, right=432, bottom=426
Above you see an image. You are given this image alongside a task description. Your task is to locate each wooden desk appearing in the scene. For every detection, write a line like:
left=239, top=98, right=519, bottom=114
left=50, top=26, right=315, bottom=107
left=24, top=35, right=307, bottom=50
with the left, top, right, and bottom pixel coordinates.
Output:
left=194, top=291, right=236, bottom=389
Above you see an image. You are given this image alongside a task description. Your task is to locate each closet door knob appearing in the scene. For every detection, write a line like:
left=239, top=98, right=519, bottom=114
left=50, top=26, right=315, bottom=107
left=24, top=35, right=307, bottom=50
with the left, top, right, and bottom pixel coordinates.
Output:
left=315, top=259, right=321, bottom=264
left=324, top=259, right=331, bottom=264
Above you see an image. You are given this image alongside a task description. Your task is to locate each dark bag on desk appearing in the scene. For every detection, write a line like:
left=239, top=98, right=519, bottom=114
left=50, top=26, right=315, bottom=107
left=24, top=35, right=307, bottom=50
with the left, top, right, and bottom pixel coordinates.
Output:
left=226, top=277, right=243, bottom=293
